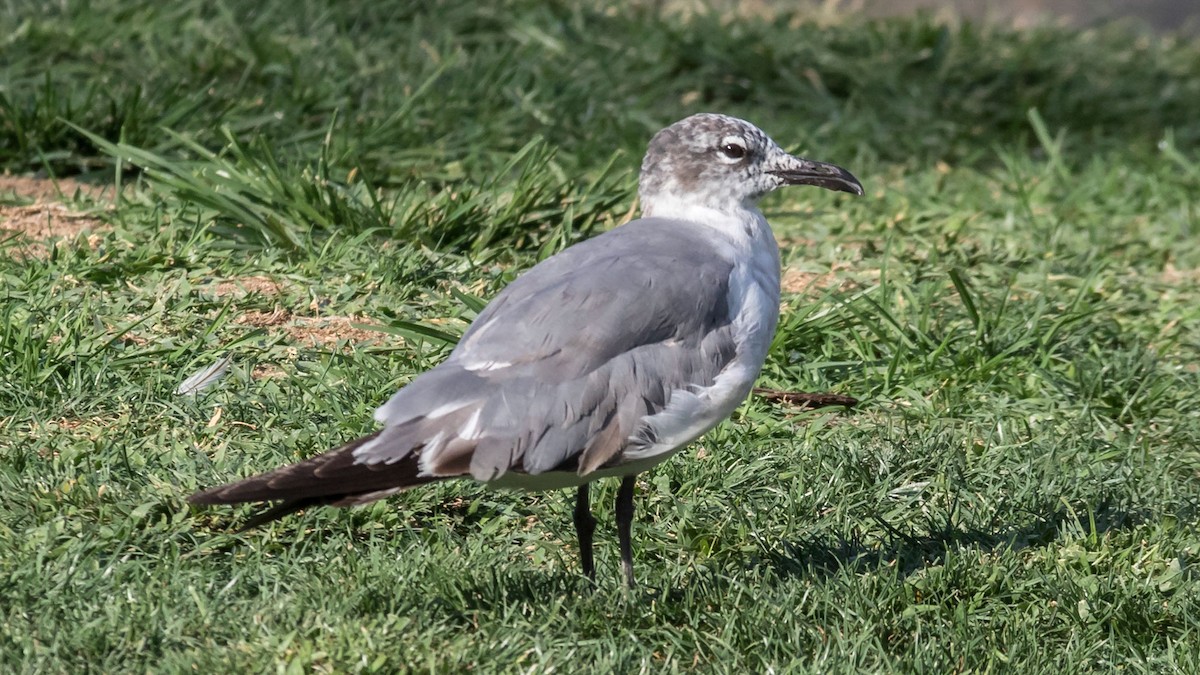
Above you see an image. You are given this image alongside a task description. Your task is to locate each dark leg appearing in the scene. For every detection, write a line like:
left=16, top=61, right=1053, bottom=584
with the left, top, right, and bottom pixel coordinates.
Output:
left=573, top=484, right=596, bottom=581
left=616, top=475, right=637, bottom=588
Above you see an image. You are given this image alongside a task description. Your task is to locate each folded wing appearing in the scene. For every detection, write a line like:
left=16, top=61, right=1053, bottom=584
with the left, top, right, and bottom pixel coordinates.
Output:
left=190, top=219, right=742, bottom=520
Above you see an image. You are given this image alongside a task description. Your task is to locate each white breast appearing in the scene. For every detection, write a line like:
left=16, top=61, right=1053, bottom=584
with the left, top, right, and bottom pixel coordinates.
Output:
left=618, top=207, right=781, bottom=466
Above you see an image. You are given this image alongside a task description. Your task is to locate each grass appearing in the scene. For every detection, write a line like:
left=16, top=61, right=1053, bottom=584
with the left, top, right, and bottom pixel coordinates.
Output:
left=2, top=0, right=1199, bottom=671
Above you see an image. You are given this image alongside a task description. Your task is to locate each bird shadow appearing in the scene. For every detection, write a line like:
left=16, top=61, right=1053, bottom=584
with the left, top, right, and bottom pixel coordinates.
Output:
left=438, top=491, right=1182, bottom=610
left=745, top=492, right=1172, bottom=585
left=195, top=489, right=1183, bottom=614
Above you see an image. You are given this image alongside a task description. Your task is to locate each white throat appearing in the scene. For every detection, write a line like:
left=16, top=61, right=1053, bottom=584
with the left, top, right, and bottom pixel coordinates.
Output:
left=641, top=192, right=769, bottom=243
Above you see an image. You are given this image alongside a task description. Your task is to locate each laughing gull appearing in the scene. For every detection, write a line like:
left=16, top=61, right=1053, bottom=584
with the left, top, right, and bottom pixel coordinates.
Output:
left=189, top=113, right=863, bottom=586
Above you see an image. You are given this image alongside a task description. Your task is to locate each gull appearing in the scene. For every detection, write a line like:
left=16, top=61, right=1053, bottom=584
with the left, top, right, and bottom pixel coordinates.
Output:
left=189, top=113, right=863, bottom=586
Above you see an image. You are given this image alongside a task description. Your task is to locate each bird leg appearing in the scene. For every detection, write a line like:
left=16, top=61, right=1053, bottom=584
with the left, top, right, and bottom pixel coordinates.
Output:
left=616, top=475, right=637, bottom=588
left=573, top=484, right=596, bottom=580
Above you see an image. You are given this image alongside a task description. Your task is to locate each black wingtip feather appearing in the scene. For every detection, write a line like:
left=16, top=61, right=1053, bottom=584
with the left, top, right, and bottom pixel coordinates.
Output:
left=189, top=430, right=386, bottom=506
left=189, top=430, right=441, bottom=528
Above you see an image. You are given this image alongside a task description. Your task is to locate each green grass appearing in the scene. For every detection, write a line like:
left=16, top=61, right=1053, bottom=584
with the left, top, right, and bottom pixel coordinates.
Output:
left=2, top=0, right=1200, bottom=671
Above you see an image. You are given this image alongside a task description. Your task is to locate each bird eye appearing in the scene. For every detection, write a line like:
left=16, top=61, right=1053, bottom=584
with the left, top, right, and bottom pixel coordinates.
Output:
left=720, top=143, right=746, bottom=159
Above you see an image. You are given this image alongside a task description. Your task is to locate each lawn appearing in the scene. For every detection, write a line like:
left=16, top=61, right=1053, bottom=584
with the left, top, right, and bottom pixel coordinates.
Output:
left=2, top=0, right=1199, bottom=672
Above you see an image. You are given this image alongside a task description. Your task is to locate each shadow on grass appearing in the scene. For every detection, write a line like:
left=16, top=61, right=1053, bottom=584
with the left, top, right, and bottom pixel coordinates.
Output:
left=756, top=493, right=1170, bottom=582
left=183, top=487, right=1190, bottom=612
left=389, top=495, right=1162, bottom=611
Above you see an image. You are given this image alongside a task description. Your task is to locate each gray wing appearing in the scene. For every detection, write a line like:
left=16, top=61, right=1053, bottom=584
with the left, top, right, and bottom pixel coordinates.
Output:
left=360, top=218, right=740, bottom=481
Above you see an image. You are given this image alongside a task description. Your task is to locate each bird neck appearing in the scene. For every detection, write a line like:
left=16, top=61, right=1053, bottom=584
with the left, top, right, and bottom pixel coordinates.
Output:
left=640, top=193, right=770, bottom=243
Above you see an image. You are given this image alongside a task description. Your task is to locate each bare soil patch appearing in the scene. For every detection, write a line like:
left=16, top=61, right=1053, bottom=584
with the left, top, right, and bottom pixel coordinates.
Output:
left=1, top=175, right=112, bottom=254
left=251, top=364, right=289, bottom=380
left=208, top=275, right=289, bottom=298
left=238, top=309, right=389, bottom=348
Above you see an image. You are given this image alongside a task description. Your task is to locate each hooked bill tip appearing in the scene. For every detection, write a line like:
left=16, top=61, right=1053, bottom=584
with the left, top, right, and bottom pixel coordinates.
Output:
left=770, top=160, right=864, bottom=196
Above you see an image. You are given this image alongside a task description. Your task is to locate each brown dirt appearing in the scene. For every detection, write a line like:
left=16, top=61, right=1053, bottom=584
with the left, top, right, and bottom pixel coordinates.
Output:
left=238, top=308, right=390, bottom=348
left=209, top=275, right=289, bottom=298
left=0, top=175, right=113, bottom=203
left=251, top=363, right=289, bottom=380
left=1, top=175, right=112, bottom=255
left=239, top=309, right=292, bottom=328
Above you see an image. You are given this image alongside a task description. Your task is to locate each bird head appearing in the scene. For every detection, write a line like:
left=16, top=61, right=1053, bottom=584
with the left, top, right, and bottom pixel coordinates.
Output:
left=638, top=113, right=863, bottom=218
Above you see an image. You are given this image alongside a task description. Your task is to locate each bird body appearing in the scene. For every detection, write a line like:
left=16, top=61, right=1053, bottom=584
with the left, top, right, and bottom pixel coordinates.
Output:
left=190, top=113, right=862, bottom=585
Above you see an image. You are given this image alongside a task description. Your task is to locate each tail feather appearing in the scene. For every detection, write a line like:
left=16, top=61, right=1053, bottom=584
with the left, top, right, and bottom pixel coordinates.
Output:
left=190, top=430, right=444, bottom=528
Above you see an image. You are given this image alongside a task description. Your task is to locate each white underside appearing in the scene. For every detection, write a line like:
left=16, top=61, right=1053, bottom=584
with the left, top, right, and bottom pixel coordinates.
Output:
left=487, top=453, right=677, bottom=491
left=616, top=199, right=781, bottom=466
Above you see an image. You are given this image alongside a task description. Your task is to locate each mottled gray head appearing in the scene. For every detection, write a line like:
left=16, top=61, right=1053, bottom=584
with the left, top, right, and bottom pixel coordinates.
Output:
left=638, top=113, right=862, bottom=217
